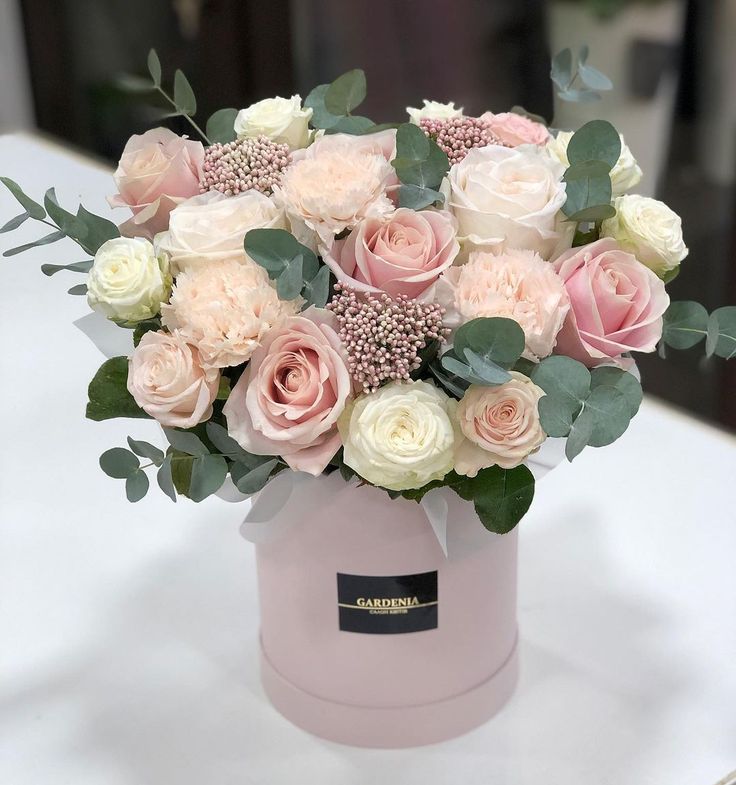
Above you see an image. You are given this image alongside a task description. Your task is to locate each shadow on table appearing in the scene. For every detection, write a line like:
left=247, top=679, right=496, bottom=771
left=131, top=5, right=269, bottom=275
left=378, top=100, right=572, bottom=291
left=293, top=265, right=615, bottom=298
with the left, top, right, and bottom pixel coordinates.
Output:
left=0, top=502, right=692, bottom=784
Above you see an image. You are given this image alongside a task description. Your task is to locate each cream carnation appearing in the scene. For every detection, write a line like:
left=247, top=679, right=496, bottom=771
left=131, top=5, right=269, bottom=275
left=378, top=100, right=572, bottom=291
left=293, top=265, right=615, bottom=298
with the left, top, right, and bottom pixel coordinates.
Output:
left=600, top=194, right=688, bottom=278
left=87, top=237, right=171, bottom=323
left=545, top=130, right=642, bottom=195
left=446, top=144, right=570, bottom=259
left=161, top=258, right=300, bottom=369
left=127, top=329, right=218, bottom=428
left=338, top=380, right=456, bottom=491
left=455, top=373, right=546, bottom=476
left=154, top=190, right=286, bottom=274
left=234, top=95, right=312, bottom=150
left=436, top=248, right=569, bottom=360
left=406, top=99, right=464, bottom=124
left=274, top=132, right=394, bottom=245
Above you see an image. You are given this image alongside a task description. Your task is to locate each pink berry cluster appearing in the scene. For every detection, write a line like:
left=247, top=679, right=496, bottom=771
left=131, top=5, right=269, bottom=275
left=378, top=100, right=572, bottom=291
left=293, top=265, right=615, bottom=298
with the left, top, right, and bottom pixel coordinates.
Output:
left=200, top=135, right=291, bottom=196
left=419, top=117, right=505, bottom=165
left=327, top=284, right=448, bottom=393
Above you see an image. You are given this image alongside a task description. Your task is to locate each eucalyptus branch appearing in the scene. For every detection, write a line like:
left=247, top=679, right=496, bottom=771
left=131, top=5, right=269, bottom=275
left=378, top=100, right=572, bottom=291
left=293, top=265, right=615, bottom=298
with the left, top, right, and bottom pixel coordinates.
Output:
left=154, top=84, right=211, bottom=146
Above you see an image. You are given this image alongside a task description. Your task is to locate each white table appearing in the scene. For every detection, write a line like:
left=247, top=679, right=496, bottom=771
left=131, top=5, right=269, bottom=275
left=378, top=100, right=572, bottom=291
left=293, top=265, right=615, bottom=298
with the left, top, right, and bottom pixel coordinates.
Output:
left=1, top=134, right=735, bottom=785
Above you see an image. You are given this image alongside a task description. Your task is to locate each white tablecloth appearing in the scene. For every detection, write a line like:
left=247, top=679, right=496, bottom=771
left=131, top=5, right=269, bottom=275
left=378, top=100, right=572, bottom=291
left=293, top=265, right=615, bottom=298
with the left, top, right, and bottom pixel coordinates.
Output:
left=1, top=134, right=735, bottom=785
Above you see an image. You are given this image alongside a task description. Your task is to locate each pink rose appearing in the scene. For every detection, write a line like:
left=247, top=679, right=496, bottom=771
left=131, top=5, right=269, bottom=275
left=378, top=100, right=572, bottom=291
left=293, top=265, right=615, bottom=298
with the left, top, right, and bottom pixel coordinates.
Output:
left=322, top=208, right=459, bottom=299
left=553, top=238, right=669, bottom=366
left=127, top=330, right=218, bottom=428
left=223, top=309, right=352, bottom=475
left=480, top=112, right=550, bottom=147
left=109, top=128, right=204, bottom=240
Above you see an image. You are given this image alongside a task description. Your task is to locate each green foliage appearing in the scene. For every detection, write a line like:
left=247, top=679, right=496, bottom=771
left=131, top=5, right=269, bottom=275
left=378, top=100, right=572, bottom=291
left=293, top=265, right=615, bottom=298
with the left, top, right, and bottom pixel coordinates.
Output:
left=0, top=176, right=46, bottom=219
left=206, top=108, right=238, bottom=144
left=391, top=124, right=450, bottom=209
left=244, top=228, right=330, bottom=308
left=231, top=458, right=279, bottom=494
left=173, top=69, right=196, bottom=115
left=163, top=427, right=210, bottom=457
left=2, top=230, right=64, bottom=257
left=531, top=356, right=642, bottom=461
left=126, top=471, right=150, bottom=502
left=189, top=454, right=227, bottom=502
left=157, top=454, right=177, bottom=502
left=132, top=319, right=161, bottom=347
left=305, top=70, right=375, bottom=135
left=127, top=437, right=164, bottom=465
left=551, top=46, right=613, bottom=103
left=100, top=447, right=140, bottom=478
left=41, top=260, right=93, bottom=277
left=147, top=49, right=162, bottom=87
left=86, top=357, right=149, bottom=421
left=68, top=284, right=87, bottom=296
left=324, top=69, right=367, bottom=115
left=661, top=301, right=736, bottom=359
left=0, top=212, right=30, bottom=233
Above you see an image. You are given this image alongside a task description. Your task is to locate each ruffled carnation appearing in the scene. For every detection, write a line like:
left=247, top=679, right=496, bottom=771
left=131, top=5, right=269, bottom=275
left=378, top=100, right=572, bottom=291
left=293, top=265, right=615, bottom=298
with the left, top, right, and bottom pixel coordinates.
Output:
left=273, top=132, right=395, bottom=245
left=161, top=258, right=300, bottom=370
left=436, top=249, right=569, bottom=360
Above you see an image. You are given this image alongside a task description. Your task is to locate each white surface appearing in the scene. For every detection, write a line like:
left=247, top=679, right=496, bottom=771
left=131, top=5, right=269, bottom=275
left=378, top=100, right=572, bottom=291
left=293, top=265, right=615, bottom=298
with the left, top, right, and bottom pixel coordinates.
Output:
left=1, top=134, right=735, bottom=784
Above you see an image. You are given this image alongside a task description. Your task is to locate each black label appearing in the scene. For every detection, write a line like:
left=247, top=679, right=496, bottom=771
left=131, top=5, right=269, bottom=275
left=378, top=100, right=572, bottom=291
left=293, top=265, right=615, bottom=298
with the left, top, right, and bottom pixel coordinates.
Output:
left=337, top=571, right=438, bottom=634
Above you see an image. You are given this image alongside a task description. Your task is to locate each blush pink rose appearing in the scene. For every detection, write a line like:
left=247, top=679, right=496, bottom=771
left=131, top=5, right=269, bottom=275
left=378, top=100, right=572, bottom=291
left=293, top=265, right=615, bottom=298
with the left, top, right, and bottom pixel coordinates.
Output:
left=553, top=238, right=669, bottom=366
left=223, top=308, right=352, bottom=475
left=109, top=128, right=204, bottom=240
left=322, top=208, right=459, bottom=299
left=480, top=112, right=550, bottom=147
left=127, top=329, right=218, bottom=428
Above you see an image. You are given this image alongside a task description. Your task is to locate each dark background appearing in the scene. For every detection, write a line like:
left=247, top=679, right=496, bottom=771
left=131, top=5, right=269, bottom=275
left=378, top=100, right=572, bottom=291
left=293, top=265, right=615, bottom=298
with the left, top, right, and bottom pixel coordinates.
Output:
left=14, top=0, right=736, bottom=429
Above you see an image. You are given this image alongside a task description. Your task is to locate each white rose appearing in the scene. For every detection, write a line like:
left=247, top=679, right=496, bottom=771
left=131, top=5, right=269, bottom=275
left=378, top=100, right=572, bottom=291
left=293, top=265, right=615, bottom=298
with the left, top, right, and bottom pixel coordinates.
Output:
left=338, top=380, right=456, bottom=491
left=545, top=130, right=643, bottom=195
left=600, top=194, right=688, bottom=278
left=447, top=144, right=571, bottom=259
left=154, top=190, right=286, bottom=274
left=406, top=99, right=464, bottom=124
left=87, top=237, right=171, bottom=323
left=234, top=95, right=312, bottom=150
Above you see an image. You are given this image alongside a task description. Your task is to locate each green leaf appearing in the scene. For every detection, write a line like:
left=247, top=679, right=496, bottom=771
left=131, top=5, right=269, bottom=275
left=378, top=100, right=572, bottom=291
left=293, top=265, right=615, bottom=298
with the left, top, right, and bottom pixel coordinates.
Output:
left=277, top=254, right=304, bottom=300
left=206, top=107, right=238, bottom=144
left=531, top=355, right=591, bottom=412
left=428, top=358, right=469, bottom=398
left=398, top=184, right=444, bottom=210
left=147, top=49, right=162, bottom=87
left=231, top=458, right=279, bottom=494
left=565, top=203, right=616, bottom=223
left=462, top=348, right=513, bottom=385
left=163, top=428, right=210, bottom=457
left=0, top=177, right=45, bottom=219
left=326, top=115, right=375, bottom=135
left=2, top=230, right=65, bottom=257
left=126, top=437, right=164, bottom=465
left=189, top=454, right=227, bottom=502
left=662, top=301, right=709, bottom=350
left=216, top=376, right=231, bottom=400
left=537, top=395, right=575, bottom=437
left=584, top=385, right=631, bottom=447
left=707, top=306, right=736, bottom=360
left=126, top=470, right=150, bottom=502
left=132, top=319, right=161, bottom=346
left=205, top=421, right=250, bottom=461
left=590, top=366, right=642, bottom=417
left=440, top=354, right=490, bottom=386
left=324, top=69, right=367, bottom=116
left=472, top=465, right=535, bottom=534
left=579, top=63, right=613, bottom=91
left=562, top=169, right=612, bottom=219
left=395, top=122, right=431, bottom=161
left=43, top=188, right=91, bottom=251
left=41, top=259, right=93, bottom=276
left=169, top=449, right=194, bottom=497
left=68, top=283, right=87, bottom=295
left=157, top=454, right=177, bottom=502
left=245, top=227, right=303, bottom=277
left=75, top=205, right=119, bottom=253
left=392, top=142, right=449, bottom=189
left=550, top=48, right=573, bottom=90
left=565, top=407, right=594, bottom=461
left=87, top=357, right=149, bottom=421
left=662, top=266, right=680, bottom=285
left=0, top=212, right=29, bottom=233
left=304, top=83, right=342, bottom=130
left=454, top=317, right=526, bottom=370
left=302, top=265, right=331, bottom=309
left=100, top=448, right=140, bottom=479
left=567, top=120, right=621, bottom=169
left=173, top=69, right=196, bottom=115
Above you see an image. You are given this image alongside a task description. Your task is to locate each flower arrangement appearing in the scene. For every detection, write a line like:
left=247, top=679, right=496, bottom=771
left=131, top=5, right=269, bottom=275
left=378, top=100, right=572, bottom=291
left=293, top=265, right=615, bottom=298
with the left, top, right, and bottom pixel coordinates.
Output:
left=2, top=51, right=734, bottom=535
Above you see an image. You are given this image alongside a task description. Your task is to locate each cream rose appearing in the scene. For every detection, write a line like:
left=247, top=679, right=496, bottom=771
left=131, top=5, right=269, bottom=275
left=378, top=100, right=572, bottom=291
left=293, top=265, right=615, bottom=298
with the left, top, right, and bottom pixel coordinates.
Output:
left=406, top=99, right=464, bottom=124
left=234, top=95, right=312, bottom=150
left=127, top=330, right=218, bottom=428
left=455, top=373, right=546, bottom=476
left=87, top=237, right=171, bottom=323
left=154, top=190, right=286, bottom=274
left=446, top=144, right=571, bottom=259
left=545, top=130, right=642, bottom=195
left=161, top=257, right=300, bottom=370
left=338, top=380, right=456, bottom=491
left=600, top=194, right=688, bottom=278
left=436, top=248, right=569, bottom=360
left=274, top=132, right=395, bottom=245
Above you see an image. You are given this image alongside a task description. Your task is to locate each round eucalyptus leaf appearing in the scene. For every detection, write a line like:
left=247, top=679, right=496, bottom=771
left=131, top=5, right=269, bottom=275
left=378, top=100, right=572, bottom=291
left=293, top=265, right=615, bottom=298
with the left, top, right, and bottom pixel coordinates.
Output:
left=472, top=465, right=535, bottom=534
left=590, top=366, right=643, bottom=417
left=662, top=301, right=709, bottom=350
left=531, top=355, right=591, bottom=412
left=126, top=470, right=150, bottom=503
left=584, top=385, right=631, bottom=448
left=100, top=448, right=140, bottom=479
left=567, top=119, right=622, bottom=168
left=454, top=317, right=525, bottom=369
left=538, top=395, right=575, bottom=438
left=709, top=306, right=736, bottom=360
left=324, top=69, right=366, bottom=116
left=189, top=454, right=227, bottom=502
left=565, top=407, right=595, bottom=462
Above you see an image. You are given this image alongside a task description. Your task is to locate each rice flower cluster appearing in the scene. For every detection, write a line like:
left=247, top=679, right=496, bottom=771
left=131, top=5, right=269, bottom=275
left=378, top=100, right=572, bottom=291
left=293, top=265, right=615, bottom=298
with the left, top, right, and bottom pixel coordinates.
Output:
left=419, top=117, right=505, bottom=164
left=200, top=136, right=291, bottom=196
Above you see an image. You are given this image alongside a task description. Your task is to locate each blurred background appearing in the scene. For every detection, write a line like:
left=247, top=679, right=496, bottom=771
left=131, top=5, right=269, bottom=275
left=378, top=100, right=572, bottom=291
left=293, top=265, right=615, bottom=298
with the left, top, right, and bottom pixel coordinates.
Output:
left=0, top=0, right=734, bottom=428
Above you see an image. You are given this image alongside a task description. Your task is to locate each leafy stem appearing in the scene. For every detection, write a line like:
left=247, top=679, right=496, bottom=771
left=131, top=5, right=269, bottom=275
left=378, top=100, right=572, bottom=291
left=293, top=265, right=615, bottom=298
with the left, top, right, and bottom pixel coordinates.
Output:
left=154, top=84, right=211, bottom=145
